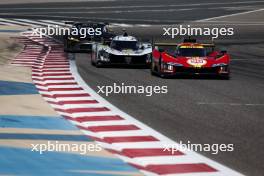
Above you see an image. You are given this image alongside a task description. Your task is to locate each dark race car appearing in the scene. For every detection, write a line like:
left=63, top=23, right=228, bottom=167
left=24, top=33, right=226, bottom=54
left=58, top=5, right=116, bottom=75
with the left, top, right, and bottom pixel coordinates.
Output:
left=63, top=22, right=114, bottom=53
left=151, top=39, right=230, bottom=79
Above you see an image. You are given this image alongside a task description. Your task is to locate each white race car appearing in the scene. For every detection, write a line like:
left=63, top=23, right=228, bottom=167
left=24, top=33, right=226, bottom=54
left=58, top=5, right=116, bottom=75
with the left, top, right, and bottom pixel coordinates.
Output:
left=91, top=33, right=152, bottom=67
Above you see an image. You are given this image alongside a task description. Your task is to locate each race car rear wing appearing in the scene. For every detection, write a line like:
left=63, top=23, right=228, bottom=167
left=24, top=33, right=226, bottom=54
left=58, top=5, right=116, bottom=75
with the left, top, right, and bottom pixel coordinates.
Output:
left=154, top=43, right=215, bottom=47
left=153, top=43, right=177, bottom=53
left=154, top=42, right=215, bottom=54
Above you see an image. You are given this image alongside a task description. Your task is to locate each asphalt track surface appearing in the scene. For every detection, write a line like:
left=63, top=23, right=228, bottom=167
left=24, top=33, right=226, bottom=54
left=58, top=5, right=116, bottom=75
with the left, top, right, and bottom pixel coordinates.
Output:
left=1, top=0, right=264, bottom=176
left=0, top=0, right=264, bottom=24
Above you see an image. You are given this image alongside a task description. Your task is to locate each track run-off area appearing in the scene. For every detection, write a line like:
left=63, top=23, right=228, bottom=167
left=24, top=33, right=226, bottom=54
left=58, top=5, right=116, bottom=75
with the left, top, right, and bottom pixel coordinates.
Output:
left=0, top=0, right=263, bottom=176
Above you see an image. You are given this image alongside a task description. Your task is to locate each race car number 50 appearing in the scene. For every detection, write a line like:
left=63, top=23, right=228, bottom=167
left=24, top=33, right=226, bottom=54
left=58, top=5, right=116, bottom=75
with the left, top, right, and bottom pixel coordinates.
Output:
left=187, top=58, right=207, bottom=67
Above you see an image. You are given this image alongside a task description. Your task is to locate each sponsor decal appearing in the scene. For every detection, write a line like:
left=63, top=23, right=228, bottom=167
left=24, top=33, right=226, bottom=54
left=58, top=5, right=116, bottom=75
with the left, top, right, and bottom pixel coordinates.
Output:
left=122, top=49, right=133, bottom=55
left=180, top=45, right=204, bottom=48
left=187, top=57, right=207, bottom=67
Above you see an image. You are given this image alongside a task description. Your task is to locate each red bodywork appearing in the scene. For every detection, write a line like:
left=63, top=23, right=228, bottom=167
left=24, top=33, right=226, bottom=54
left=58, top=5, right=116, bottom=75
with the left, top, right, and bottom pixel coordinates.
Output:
left=152, top=43, right=230, bottom=77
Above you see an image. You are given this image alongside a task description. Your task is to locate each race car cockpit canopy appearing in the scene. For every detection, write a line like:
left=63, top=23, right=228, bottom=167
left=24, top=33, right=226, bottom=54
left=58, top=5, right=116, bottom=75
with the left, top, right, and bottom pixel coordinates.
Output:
left=110, top=35, right=139, bottom=50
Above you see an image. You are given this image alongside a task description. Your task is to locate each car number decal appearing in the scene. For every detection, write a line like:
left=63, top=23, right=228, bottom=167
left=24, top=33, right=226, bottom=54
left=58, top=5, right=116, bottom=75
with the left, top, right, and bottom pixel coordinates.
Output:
left=187, top=57, right=207, bottom=68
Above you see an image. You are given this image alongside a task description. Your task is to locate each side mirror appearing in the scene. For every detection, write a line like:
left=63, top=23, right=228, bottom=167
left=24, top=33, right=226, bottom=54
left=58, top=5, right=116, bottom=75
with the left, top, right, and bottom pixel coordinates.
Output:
left=158, top=48, right=164, bottom=52
left=220, top=50, right=227, bottom=55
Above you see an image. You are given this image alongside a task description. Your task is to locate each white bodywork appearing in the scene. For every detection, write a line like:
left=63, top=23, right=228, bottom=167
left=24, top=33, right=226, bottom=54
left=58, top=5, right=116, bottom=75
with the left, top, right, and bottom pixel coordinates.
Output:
left=93, top=35, right=152, bottom=56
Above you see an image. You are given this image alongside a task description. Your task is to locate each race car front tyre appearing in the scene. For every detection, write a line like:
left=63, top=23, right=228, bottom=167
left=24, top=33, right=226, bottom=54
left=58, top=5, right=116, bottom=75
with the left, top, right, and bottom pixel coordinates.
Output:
left=220, top=74, right=230, bottom=80
left=95, top=61, right=104, bottom=68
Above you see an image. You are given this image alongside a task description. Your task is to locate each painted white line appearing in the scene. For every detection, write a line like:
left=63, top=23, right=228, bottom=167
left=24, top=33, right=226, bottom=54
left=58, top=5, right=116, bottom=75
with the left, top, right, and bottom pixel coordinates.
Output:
left=36, top=85, right=80, bottom=89
left=34, top=68, right=70, bottom=71
left=33, top=80, right=76, bottom=84
left=197, top=102, right=264, bottom=106
left=0, top=18, right=37, bottom=26
left=39, top=20, right=67, bottom=26
left=0, top=20, right=17, bottom=26
left=0, top=18, right=22, bottom=26
left=81, top=129, right=148, bottom=138
left=32, top=75, right=72, bottom=79
left=11, top=63, right=31, bottom=67
left=39, top=90, right=87, bottom=95
left=42, top=97, right=58, bottom=102
left=11, top=61, right=35, bottom=64
left=70, top=111, right=118, bottom=118
left=2, top=1, right=264, bottom=10
left=78, top=120, right=135, bottom=127
left=51, top=103, right=104, bottom=109
left=32, top=72, right=71, bottom=75
left=15, top=19, right=47, bottom=27
left=40, top=65, right=70, bottom=67
left=197, top=8, right=264, bottom=22
left=96, top=130, right=147, bottom=138
left=28, top=8, right=193, bottom=14
left=98, top=141, right=166, bottom=151
left=118, top=155, right=209, bottom=166
left=55, top=97, right=94, bottom=101
left=41, top=61, right=69, bottom=64
left=6, top=14, right=177, bottom=23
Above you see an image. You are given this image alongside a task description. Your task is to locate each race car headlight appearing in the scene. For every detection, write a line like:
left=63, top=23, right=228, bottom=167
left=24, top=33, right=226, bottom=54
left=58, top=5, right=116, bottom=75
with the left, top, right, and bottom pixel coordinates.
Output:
left=103, top=52, right=109, bottom=58
left=163, top=64, right=172, bottom=70
left=167, top=62, right=183, bottom=67
left=162, top=62, right=177, bottom=71
left=68, top=37, right=79, bottom=42
left=212, top=63, right=229, bottom=73
left=100, top=52, right=110, bottom=61
left=212, top=63, right=228, bottom=67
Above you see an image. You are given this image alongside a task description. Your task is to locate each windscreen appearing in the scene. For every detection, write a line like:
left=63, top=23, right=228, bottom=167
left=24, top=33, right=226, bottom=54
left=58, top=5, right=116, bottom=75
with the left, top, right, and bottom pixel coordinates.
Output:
left=178, top=48, right=206, bottom=57
left=111, top=40, right=138, bottom=50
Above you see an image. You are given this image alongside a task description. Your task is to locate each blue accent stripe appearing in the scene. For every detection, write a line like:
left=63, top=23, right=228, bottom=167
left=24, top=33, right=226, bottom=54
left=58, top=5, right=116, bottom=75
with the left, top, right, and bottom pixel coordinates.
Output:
left=0, top=133, right=90, bottom=141
left=0, top=115, right=78, bottom=130
left=0, top=80, right=38, bottom=95
left=0, top=146, right=138, bottom=176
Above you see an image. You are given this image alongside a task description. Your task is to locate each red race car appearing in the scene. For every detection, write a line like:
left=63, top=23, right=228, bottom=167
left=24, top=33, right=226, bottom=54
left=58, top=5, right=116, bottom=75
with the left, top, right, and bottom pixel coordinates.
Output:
left=151, top=39, right=230, bottom=79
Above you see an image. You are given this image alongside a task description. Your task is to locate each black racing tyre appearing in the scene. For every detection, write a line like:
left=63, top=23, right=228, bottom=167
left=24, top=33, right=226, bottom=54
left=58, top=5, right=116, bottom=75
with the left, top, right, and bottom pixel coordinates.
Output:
left=91, top=52, right=96, bottom=66
left=221, top=74, right=230, bottom=80
left=151, top=60, right=158, bottom=76
left=159, top=73, right=167, bottom=78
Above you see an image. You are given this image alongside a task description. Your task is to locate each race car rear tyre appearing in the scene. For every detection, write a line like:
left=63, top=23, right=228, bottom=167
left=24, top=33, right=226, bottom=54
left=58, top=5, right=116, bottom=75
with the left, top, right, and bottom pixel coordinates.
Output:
left=159, top=73, right=167, bottom=78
